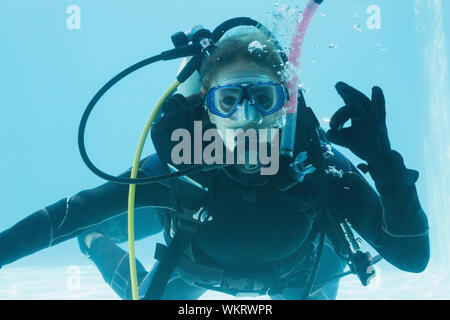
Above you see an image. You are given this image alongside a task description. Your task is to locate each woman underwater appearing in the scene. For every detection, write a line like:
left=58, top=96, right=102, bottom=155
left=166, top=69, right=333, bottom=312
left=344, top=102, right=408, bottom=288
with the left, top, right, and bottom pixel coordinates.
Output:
left=0, top=24, right=429, bottom=300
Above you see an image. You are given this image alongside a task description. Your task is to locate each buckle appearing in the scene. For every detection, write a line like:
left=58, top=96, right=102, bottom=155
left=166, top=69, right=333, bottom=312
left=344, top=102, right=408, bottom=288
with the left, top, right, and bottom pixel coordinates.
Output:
left=221, top=274, right=266, bottom=293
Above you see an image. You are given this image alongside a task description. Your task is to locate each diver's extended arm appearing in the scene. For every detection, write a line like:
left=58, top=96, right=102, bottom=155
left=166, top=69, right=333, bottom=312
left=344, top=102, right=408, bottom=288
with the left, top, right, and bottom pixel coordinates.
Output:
left=0, top=155, right=172, bottom=267
left=359, top=150, right=429, bottom=273
left=329, top=151, right=429, bottom=273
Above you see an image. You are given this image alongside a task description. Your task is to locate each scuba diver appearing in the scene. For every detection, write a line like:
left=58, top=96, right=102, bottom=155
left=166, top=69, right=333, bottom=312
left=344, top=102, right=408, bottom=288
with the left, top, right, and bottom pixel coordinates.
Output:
left=0, top=10, right=429, bottom=300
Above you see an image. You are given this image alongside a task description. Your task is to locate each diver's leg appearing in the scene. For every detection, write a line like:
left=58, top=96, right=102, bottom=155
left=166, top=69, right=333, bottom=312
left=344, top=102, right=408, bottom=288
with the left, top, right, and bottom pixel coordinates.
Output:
left=86, top=235, right=148, bottom=300
left=309, top=237, right=347, bottom=300
left=84, top=207, right=164, bottom=244
left=138, top=264, right=207, bottom=300
left=77, top=207, right=168, bottom=299
left=162, top=277, right=207, bottom=300
left=87, top=236, right=207, bottom=300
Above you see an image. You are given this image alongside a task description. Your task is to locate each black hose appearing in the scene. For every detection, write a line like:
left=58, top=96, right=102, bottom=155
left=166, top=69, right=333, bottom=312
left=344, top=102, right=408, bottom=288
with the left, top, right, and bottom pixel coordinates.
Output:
left=77, top=52, right=226, bottom=185
left=301, top=127, right=328, bottom=300
left=78, top=54, right=167, bottom=185
left=302, top=229, right=325, bottom=299
left=303, top=254, right=383, bottom=295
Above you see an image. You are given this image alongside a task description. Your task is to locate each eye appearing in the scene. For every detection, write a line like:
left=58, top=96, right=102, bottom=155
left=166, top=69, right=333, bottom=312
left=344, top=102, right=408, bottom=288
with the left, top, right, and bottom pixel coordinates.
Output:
left=254, top=95, right=270, bottom=105
left=253, top=93, right=275, bottom=111
left=215, top=88, right=241, bottom=113
left=222, top=96, right=237, bottom=107
left=249, top=85, right=277, bottom=110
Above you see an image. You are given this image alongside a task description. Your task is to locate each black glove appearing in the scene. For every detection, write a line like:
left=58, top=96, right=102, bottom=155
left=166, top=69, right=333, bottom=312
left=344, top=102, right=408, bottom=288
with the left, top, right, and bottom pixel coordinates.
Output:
left=326, top=82, right=391, bottom=164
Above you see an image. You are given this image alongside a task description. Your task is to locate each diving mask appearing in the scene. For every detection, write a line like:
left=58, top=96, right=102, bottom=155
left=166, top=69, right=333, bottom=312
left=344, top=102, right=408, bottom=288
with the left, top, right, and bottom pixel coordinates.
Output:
left=206, top=81, right=287, bottom=118
left=206, top=72, right=287, bottom=131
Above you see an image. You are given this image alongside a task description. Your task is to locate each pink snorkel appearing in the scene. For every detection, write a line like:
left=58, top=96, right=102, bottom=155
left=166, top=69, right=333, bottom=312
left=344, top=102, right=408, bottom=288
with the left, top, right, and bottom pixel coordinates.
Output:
left=281, top=0, right=324, bottom=157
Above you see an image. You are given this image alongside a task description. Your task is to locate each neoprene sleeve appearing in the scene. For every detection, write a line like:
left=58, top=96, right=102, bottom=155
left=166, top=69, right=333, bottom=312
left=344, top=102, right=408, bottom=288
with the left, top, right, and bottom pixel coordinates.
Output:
left=328, top=150, right=430, bottom=273
left=0, top=157, right=173, bottom=267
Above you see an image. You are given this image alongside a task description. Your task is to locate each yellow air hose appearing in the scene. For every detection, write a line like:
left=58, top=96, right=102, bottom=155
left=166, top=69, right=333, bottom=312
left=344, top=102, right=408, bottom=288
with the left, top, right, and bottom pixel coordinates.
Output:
left=128, top=80, right=181, bottom=300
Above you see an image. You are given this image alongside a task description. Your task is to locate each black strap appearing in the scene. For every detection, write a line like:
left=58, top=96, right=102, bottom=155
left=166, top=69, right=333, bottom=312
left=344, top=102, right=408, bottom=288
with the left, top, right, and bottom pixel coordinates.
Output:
left=143, top=228, right=194, bottom=300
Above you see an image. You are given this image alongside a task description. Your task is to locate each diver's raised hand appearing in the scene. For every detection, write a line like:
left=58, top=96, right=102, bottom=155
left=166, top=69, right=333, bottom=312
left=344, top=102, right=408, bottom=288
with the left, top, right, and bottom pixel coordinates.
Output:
left=326, top=82, right=391, bottom=164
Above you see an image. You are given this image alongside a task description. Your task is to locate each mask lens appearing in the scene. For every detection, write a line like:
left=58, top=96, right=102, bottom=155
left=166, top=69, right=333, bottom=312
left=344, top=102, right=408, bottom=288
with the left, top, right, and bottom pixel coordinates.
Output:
left=248, top=85, right=277, bottom=112
left=215, top=87, right=242, bottom=115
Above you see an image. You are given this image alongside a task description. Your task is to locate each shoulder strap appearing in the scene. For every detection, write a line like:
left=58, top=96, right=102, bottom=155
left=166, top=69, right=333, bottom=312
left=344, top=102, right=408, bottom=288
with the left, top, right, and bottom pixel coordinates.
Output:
left=143, top=228, right=195, bottom=300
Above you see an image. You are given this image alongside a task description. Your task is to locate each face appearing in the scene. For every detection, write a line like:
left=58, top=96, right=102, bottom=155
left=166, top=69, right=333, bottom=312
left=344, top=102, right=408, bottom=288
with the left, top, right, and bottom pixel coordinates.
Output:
left=204, top=61, right=286, bottom=152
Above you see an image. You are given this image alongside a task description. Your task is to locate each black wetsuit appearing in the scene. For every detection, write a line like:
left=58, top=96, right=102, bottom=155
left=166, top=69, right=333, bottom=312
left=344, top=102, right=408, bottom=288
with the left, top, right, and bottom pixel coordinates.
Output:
left=0, top=94, right=430, bottom=300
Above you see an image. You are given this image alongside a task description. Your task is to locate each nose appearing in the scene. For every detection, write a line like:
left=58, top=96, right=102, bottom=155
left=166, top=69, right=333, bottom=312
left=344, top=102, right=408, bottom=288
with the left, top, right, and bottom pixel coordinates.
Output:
left=242, top=99, right=261, bottom=122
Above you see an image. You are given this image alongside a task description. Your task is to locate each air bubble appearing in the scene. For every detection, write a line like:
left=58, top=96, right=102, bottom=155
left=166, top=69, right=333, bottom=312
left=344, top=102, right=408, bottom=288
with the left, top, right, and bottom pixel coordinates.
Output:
left=353, top=24, right=363, bottom=32
left=248, top=40, right=266, bottom=54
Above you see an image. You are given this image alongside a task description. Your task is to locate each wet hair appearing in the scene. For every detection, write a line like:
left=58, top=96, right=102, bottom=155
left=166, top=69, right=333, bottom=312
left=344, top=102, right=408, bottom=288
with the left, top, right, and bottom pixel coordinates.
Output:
left=199, top=28, right=288, bottom=90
